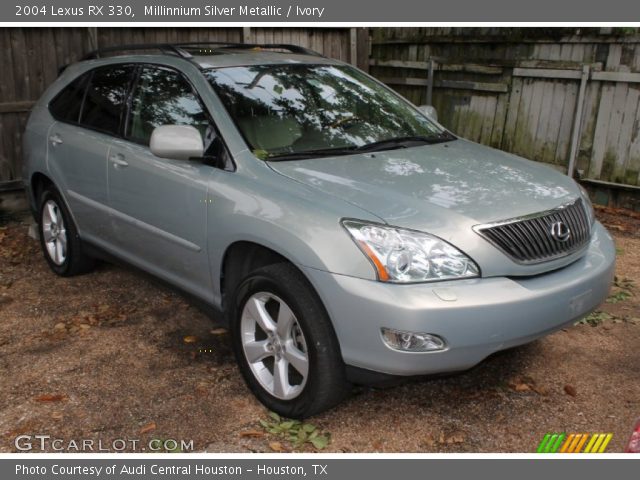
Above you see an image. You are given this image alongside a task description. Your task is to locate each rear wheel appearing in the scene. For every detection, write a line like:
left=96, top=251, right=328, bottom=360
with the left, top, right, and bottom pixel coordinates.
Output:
left=38, top=186, right=95, bottom=276
left=231, top=263, right=349, bottom=418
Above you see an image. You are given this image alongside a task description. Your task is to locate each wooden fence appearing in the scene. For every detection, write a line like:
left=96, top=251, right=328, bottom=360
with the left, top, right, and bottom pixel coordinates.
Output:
left=0, top=27, right=369, bottom=190
left=3, top=27, right=640, bottom=195
left=370, top=28, right=640, bottom=190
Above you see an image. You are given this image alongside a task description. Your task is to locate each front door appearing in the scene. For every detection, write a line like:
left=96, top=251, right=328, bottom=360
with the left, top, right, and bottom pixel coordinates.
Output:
left=106, top=65, right=214, bottom=301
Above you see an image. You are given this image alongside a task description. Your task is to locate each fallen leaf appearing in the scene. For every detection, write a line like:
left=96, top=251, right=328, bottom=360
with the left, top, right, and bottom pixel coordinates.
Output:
left=35, top=394, right=67, bottom=403
left=139, top=422, right=156, bottom=434
left=240, top=430, right=264, bottom=438
left=532, top=385, right=549, bottom=396
left=422, top=434, right=436, bottom=448
left=269, top=441, right=286, bottom=452
left=195, top=382, right=208, bottom=395
left=183, top=335, right=198, bottom=344
left=514, top=383, right=531, bottom=392
left=53, top=322, right=66, bottom=331
left=0, top=294, right=13, bottom=306
left=564, top=385, right=577, bottom=397
left=51, top=411, right=63, bottom=420
left=446, top=432, right=466, bottom=444
left=210, top=328, right=228, bottom=335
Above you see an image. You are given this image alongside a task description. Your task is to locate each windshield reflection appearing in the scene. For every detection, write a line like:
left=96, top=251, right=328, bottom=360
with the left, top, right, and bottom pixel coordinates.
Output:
left=205, top=64, right=446, bottom=158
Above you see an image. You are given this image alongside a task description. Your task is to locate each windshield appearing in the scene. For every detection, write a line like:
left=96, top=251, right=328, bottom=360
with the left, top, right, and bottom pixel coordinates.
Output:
left=204, top=64, right=451, bottom=159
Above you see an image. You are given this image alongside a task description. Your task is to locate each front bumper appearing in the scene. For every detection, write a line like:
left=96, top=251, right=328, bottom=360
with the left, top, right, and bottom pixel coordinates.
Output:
left=303, top=221, right=616, bottom=376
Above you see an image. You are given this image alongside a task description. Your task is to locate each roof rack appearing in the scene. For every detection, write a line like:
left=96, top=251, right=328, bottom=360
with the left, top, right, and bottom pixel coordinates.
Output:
left=82, top=43, right=192, bottom=61
left=176, top=42, right=323, bottom=57
left=81, top=42, right=323, bottom=61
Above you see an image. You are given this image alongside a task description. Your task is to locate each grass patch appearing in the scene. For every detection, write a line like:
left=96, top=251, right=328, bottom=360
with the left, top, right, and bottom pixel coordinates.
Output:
left=576, top=311, right=612, bottom=327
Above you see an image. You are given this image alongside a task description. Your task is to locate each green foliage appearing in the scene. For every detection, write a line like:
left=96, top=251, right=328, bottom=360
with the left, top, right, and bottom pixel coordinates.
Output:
left=253, top=149, right=269, bottom=160
left=607, top=277, right=634, bottom=303
left=607, top=290, right=632, bottom=304
left=259, top=412, right=330, bottom=450
left=576, top=311, right=612, bottom=327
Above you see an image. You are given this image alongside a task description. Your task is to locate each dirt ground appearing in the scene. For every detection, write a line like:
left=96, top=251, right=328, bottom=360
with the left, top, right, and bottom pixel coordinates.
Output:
left=0, top=206, right=638, bottom=453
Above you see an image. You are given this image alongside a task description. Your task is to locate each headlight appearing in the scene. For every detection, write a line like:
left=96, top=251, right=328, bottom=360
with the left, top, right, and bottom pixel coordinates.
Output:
left=342, top=220, right=480, bottom=283
left=578, top=184, right=596, bottom=226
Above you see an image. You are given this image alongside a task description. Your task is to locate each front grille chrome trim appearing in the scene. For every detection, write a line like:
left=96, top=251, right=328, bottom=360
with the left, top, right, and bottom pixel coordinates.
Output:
left=473, top=198, right=592, bottom=265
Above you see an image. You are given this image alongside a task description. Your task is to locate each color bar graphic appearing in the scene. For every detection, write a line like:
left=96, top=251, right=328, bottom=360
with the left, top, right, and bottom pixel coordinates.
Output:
left=537, top=433, right=613, bottom=453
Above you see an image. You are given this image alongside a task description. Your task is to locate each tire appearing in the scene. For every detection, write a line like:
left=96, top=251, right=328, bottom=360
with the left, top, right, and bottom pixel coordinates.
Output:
left=230, top=263, right=349, bottom=418
left=38, top=186, right=95, bottom=276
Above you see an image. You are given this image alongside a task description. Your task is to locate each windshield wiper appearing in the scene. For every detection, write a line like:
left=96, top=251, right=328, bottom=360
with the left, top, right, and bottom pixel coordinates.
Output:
left=265, top=132, right=456, bottom=161
left=266, top=146, right=359, bottom=161
left=354, top=133, right=456, bottom=153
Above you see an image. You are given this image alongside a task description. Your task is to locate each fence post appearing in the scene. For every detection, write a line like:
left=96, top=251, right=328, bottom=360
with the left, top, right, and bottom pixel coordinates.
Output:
left=87, top=27, right=98, bottom=52
left=242, top=27, right=251, bottom=44
left=567, top=64, right=590, bottom=179
left=355, top=28, right=370, bottom=73
left=426, top=58, right=434, bottom=106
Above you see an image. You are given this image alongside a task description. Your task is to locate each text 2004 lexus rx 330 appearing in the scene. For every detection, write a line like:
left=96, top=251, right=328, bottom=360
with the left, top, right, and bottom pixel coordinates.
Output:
left=23, top=43, right=615, bottom=417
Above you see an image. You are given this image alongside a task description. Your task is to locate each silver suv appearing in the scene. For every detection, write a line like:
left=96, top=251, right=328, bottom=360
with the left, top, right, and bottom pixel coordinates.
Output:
left=23, top=43, right=615, bottom=417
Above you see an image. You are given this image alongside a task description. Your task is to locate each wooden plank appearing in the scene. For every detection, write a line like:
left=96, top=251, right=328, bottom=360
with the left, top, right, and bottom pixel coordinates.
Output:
left=356, top=28, right=370, bottom=73
left=479, top=95, right=498, bottom=145
left=589, top=83, right=616, bottom=179
left=513, top=67, right=582, bottom=80
left=0, top=180, right=23, bottom=192
left=578, top=82, right=603, bottom=175
left=591, top=71, right=640, bottom=83
left=369, top=58, right=502, bottom=74
left=612, top=85, right=638, bottom=183
left=527, top=79, right=546, bottom=160
left=502, top=76, right=524, bottom=152
left=0, top=101, right=35, bottom=113
left=490, top=92, right=509, bottom=148
left=554, top=81, right=578, bottom=166
left=378, top=77, right=508, bottom=93
left=601, top=81, right=629, bottom=181
left=535, top=79, right=557, bottom=163
left=436, top=79, right=508, bottom=93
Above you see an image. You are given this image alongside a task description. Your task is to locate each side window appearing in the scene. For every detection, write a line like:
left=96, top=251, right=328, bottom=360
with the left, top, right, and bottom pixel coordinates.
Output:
left=80, top=66, right=134, bottom=136
left=126, top=67, right=209, bottom=146
left=49, top=73, right=90, bottom=123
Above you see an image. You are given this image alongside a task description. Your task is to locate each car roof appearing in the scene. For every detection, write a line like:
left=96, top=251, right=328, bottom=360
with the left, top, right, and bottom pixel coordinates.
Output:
left=191, top=50, right=342, bottom=69
left=71, top=44, right=344, bottom=73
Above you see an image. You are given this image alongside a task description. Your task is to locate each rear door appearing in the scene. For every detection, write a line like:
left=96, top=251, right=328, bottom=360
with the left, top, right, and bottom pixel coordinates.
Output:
left=47, top=65, right=135, bottom=240
left=106, top=65, right=215, bottom=301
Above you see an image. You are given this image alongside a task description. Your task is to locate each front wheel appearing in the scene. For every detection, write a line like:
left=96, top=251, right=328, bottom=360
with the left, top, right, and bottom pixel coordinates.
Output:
left=230, top=263, right=349, bottom=418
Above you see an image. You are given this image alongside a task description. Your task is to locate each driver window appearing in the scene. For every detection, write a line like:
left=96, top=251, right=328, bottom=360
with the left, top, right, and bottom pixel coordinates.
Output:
left=126, top=66, right=209, bottom=146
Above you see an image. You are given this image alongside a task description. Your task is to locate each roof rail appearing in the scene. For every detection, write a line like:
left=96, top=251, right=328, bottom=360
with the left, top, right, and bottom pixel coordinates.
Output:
left=82, top=43, right=192, bottom=61
left=81, top=42, right=323, bottom=61
left=176, top=42, right=324, bottom=57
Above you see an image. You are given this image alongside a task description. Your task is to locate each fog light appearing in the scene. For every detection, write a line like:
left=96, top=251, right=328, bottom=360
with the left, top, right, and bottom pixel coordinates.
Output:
left=381, top=328, right=446, bottom=352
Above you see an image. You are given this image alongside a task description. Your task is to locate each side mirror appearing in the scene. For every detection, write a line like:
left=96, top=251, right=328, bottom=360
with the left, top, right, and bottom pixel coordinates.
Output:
left=418, top=105, right=438, bottom=122
left=150, top=125, right=203, bottom=161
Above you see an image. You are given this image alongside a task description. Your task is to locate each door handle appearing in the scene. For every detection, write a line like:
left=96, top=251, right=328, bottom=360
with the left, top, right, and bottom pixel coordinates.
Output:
left=49, top=134, right=63, bottom=146
left=109, top=153, right=129, bottom=168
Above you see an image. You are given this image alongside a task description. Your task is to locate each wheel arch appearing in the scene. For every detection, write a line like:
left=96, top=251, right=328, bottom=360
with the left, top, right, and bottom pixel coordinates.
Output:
left=219, top=241, right=325, bottom=319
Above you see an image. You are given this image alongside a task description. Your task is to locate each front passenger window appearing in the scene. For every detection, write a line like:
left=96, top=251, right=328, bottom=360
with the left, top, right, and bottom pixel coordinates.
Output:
left=127, top=67, right=209, bottom=146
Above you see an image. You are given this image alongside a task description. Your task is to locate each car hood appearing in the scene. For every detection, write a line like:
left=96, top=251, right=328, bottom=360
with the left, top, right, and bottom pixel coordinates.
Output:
left=267, top=138, right=580, bottom=232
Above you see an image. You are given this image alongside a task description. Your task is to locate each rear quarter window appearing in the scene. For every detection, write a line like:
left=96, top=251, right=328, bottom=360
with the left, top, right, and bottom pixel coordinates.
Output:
left=48, top=73, right=90, bottom=123
left=79, top=65, right=135, bottom=136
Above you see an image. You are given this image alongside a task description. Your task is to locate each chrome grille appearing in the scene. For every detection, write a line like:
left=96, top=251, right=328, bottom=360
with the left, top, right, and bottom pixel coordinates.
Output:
left=474, top=199, right=592, bottom=264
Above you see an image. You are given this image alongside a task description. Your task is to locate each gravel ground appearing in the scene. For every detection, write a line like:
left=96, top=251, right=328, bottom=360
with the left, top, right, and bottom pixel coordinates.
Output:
left=0, top=207, right=638, bottom=453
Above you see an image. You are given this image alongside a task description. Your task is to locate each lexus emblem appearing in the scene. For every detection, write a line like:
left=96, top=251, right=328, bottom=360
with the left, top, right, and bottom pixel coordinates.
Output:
left=550, top=221, right=571, bottom=242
